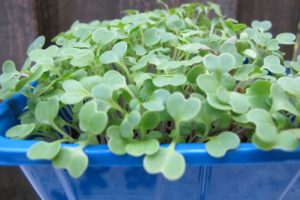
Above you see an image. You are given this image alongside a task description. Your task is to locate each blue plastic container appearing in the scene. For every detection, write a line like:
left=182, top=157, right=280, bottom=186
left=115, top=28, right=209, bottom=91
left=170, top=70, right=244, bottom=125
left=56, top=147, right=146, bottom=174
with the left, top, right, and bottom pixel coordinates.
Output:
left=1, top=94, right=300, bottom=200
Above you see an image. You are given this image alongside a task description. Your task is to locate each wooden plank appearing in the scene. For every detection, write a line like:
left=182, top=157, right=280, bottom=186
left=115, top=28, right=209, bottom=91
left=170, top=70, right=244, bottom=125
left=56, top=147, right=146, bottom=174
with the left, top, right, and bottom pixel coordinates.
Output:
left=0, top=167, right=39, bottom=199
left=36, top=0, right=121, bottom=45
left=211, top=0, right=237, bottom=18
left=237, top=0, right=300, bottom=59
left=0, top=0, right=38, bottom=69
left=0, top=1, right=39, bottom=197
left=120, top=0, right=237, bottom=18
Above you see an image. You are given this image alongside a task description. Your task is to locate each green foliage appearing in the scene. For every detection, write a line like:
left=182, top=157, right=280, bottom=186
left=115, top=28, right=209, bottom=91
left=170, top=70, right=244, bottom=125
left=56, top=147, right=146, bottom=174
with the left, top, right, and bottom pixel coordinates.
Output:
left=35, top=98, right=59, bottom=125
left=2, top=2, right=299, bottom=181
left=52, top=147, right=88, bottom=178
left=205, top=131, right=240, bottom=157
left=79, top=100, right=108, bottom=135
left=143, top=142, right=185, bottom=180
left=27, top=141, right=61, bottom=160
left=6, top=123, right=35, bottom=139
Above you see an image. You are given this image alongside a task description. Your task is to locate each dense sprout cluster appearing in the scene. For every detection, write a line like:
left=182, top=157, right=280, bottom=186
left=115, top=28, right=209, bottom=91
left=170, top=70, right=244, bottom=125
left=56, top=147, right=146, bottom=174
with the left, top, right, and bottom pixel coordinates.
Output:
left=1, top=2, right=300, bottom=180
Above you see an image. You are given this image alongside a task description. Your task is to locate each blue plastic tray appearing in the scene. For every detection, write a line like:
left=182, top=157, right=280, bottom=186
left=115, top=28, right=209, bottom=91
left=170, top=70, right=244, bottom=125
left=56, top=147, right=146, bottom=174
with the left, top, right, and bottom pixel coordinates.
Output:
left=1, top=94, right=300, bottom=200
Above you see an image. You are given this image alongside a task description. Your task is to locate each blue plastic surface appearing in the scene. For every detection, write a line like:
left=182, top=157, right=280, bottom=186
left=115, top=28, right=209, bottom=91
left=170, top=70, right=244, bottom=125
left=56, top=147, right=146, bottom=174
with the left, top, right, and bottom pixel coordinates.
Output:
left=1, top=94, right=300, bottom=199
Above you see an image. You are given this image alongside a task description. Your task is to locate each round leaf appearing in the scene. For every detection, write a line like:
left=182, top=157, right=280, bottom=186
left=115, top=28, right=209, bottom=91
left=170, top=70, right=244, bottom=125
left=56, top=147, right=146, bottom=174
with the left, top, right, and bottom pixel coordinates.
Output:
left=196, top=74, right=219, bottom=94
left=52, top=147, right=88, bottom=178
left=70, top=50, right=94, bottom=67
left=6, top=123, right=35, bottom=139
left=125, top=139, right=159, bottom=157
left=142, top=89, right=170, bottom=111
left=205, top=131, right=240, bottom=158
left=103, top=70, right=127, bottom=91
left=120, top=110, right=141, bottom=138
left=92, top=28, right=117, bottom=45
left=107, top=126, right=127, bottom=155
left=35, top=98, right=59, bottom=125
left=61, top=80, right=90, bottom=104
left=229, top=92, right=249, bottom=114
left=275, top=131, right=299, bottom=151
left=203, top=53, right=236, bottom=73
left=100, top=41, right=127, bottom=64
left=141, top=111, right=160, bottom=130
left=245, top=80, right=271, bottom=110
left=79, top=100, right=108, bottom=135
left=92, top=84, right=113, bottom=101
left=278, top=77, right=300, bottom=98
left=153, top=75, right=186, bottom=87
left=143, top=144, right=185, bottom=180
left=276, top=33, right=296, bottom=45
left=251, top=20, right=271, bottom=32
left=27, top=36, right=45, bottom=55
left=166, top=15, right=185, bottom=31
left=247, top=108, right=278, bottom=143
left=167, top=92, right=201, bottom=122
left=144, top=28, right=160, bottom=46
left=262, top=55, right=285, bottom=74
left=270, top=83, right=300, bottom=116
left=27, top=141, right=61, bottom=160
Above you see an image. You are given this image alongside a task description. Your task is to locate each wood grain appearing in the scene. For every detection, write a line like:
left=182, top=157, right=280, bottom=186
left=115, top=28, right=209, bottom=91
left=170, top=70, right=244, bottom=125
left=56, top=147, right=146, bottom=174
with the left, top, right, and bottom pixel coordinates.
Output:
left=0, top=0, right=38, bottom=69
left=0, top=167, right=39, bottom=200
left=120, top=0, right=237, bottom=18
left=36, top=0, right=121, bottom=45
left=0, top=0, right=39, bottom=198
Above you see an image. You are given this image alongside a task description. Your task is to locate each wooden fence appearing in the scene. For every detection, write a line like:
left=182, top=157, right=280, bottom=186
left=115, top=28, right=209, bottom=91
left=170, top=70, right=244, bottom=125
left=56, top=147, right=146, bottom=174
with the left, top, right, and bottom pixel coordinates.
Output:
left=0, top=0, right=300, bottom=199
left=1, top=0, right=300, bottom=68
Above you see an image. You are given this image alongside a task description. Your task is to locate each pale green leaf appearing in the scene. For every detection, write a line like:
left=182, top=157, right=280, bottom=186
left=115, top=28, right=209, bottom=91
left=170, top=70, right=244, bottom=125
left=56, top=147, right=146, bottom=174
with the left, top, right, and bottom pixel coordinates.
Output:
left=167, top=92, right=201, bottom=122
left=52, top=147, right=88, bottom=178
left=35, top=98, right=59, bottom=125
left=6, top=123, right=35, bottom=139
left=125, top=139, right=159, bottom=156
left=276, top=33, right=296, bottom=45
left=205, top=131, right=240, bottom=158
left=143, top=143, right=185, bottom=180
left=27, top=141, right=61, bottom=160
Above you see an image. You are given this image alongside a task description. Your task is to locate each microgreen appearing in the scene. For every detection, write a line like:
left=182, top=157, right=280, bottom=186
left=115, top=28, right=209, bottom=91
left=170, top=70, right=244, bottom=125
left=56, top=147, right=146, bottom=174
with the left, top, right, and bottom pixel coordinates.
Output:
left=2, top=2, right=299, bottom=181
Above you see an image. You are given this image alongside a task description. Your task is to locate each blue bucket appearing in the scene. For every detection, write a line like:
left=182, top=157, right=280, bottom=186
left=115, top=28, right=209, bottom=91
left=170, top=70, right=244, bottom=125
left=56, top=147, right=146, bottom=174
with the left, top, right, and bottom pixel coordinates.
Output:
left=1, top=94, right=300, bottom=200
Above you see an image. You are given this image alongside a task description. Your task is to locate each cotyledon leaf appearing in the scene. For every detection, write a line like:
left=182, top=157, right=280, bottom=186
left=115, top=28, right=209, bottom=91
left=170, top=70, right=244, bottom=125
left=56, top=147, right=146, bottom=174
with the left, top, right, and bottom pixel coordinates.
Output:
left=143, top=142, right=185, bottom=181
left=61, top=80, right=91, bottom=104
left=247, top=108, right=278, bottom=143
left=125, top=139, right=160, bottom=157
left=35, top=98, right=59, bottom=125
left=27, top=141, right=61, bottom=160
left=166, top=92, right=201, bottom=122
left=270, top=83, right=300, bottom=116
left=6, top=123, right=36, bottom=139
left=107, top=125, right=127, bottom=155
left=79, top=100, right=108, bottom=135
left=203, top=53, right=236, bottom=73
left=205, top=131, right=240, bottom=158
left=100, top=41, right=127, bottom=64
left=52, top=147, right=88, bottom=178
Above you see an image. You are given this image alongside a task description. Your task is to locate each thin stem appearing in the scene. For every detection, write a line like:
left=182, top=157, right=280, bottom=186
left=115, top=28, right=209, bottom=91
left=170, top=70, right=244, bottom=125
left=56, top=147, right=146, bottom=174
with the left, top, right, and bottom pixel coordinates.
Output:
left=125, top=86, right=137, bottom=99
left=139, top=28, right=144, bottom=45
left=51, top=123, right=75, bottom=142
left=173, top=48, right=178, bottom=59
left=174, top=121, right=181, bottom=142
left=140, top=128, right=146, bottom=140
left=118, top=61, right=133, bottom=83
left=110, top=100, right=127, bottom=116
left=169, top=140, right=176, bottom=150
left=64, top=121, right=82, bottom=134
left=204, top=125, right=210, bottom=138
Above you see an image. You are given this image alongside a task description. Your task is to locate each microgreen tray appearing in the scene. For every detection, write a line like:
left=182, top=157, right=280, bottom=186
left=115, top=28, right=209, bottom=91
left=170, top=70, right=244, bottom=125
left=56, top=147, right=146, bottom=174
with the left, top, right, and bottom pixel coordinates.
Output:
left=2, top=94, right=300, bottom=200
